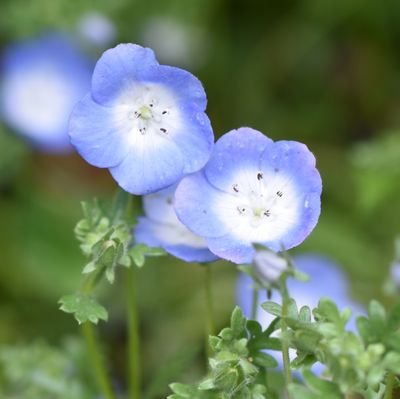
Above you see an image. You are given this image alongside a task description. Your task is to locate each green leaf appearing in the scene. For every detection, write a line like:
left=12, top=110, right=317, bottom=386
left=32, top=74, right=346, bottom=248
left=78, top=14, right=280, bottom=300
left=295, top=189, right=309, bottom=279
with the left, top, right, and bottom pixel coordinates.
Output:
left=169, top=383, right=197, bottom=398
left=368, top=300, right=386, bottom=324
left=288, top=384, right=320, bottom=399
left=261, top=301, right=282, bottom=316
left=230, top=307, right=246, bottom=337
left=247, top=320, right=262, bottom=336
left=302, top=369, right=342, bottom=396
left=299, top=306, right=312, bottom=323
left=251, top=352, right=278, bottom=368
left=58, top=294, right=108, bottom=324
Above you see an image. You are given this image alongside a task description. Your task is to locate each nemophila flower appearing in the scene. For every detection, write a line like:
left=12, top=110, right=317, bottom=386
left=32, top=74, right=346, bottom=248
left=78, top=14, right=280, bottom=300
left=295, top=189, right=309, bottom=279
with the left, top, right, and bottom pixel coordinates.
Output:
left=134, top=183, right=218, bottom=263
left=0, top=34, right=92, bottom=152
left=237, top=254, right=365, bottom=373
left=174, top=128, right=322, bottom=264
left=69, top=44, right=213, bottom=195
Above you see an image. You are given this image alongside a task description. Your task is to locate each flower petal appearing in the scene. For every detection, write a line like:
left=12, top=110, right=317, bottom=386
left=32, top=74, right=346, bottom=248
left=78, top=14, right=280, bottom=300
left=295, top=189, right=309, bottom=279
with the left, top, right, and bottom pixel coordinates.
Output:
left=135, top=217, right=217, bottom=263
left=204, top=127, right=273, bottom=193
left=206, top=234, right=255, bottom=264
left=174, top=172, right=228, bottom=238
left=145, top=65, right=207, bottom=110
left=91, top=44, right=158, bottom=106
left=109, top=134, right=184, bottom=195
left=69, top=94, right=130, bottom=167
left=164, top=244, right=219, bottom=263
left=170, top=104, right=214, bottom=173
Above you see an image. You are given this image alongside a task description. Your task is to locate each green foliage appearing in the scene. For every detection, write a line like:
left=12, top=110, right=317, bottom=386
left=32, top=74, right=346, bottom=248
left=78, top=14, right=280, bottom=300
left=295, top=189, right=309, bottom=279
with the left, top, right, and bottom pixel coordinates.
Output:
left=75, top=199, right=133, bottom=284
left=0, top=340, right=94, bottom=399
left=58, top=294, right=108, bottom=324
left=169, top=307, right=281, bottom=399
left=272, top=297, right=400, bottom=398
left=59, top=194, right=165, bottom=324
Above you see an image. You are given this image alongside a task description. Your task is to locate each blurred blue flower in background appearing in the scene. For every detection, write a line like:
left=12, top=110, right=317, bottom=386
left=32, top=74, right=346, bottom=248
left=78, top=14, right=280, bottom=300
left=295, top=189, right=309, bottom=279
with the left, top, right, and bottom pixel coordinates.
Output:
left=174, top=128, right=322, bottom=264
left=77, top=12, right=117, bottom=48
left=69, top=44, right=214, bottom=195
left=237, top=253, right=365, bottom=373
left=0, top=34, right=92, bottom=152
left=135, top=183, right=218, bottom=263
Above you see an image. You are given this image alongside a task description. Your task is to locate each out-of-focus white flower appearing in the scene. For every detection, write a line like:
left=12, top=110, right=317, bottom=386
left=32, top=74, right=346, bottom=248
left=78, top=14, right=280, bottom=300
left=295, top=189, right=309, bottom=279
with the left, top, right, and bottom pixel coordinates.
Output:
left=77, top=12, right=117, bottom=48
left=140, top=16, right=207, bottom=67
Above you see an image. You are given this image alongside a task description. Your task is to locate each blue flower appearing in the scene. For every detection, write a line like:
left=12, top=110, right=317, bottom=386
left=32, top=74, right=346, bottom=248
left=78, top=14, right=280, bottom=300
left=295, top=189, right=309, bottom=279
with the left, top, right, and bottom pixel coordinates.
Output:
left=236, top=254, right=365, bottom=373
left=134, top=183, right=218, bottom=263
left=0, top=34, right=92, bottom=152
left=69, top=44, right=214, bottom=195
left=174, top=127, right=322, bottom=264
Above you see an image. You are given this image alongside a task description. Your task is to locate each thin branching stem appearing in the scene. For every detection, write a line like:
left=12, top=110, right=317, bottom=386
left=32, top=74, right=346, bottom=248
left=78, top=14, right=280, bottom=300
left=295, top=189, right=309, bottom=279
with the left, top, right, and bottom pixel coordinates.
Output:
left=251, top=287, right=259, bottom=320
left=384, top=372, right=395, bottom=399
left=280, top=280, right=292, bottom=399
left=82, top=322, right=117, bottom=399
left=126, top=265, right=141, bottom=399
left=205, top=264, right=215, bottom=356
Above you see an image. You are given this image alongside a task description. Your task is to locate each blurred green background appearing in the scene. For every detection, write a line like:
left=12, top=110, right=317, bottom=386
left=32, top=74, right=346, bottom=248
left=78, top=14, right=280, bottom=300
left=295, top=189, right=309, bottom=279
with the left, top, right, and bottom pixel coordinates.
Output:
left=1, top=0, right=400, bottom=397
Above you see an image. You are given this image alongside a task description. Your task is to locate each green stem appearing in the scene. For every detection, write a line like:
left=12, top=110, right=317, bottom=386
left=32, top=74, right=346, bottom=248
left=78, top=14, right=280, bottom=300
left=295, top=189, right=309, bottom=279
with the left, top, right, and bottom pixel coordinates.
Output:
left=280, top=280, right=292, bottom=399
left=205, top=264, right=215, bottom=355
left=82, top=322, right=116, bottom=399
left=384, top=372, right=395, bottom=399
left=251, top=287, right=259, bottom=320
left=126, top=265, right=141, bottom=399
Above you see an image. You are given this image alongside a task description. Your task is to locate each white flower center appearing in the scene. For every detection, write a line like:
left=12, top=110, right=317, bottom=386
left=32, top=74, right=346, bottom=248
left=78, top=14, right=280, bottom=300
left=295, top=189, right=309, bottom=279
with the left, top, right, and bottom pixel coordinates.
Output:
left=114, top=83, right=182, bottom=143
left=214, top=169, right=301, bottom=244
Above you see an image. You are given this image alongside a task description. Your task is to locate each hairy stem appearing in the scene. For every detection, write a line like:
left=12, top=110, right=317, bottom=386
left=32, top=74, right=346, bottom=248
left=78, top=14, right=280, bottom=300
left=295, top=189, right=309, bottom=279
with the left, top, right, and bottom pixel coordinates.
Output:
left=280, top=280, right=292, bottom=399
left=82, top=322, right=116, bottom=399
left=251, top=287, right=259, bottom=320
left=126, top=265, right=141, bottom=399
left=384, top=372, right=395, bottom=399
left=205, top=264, right=215, bottom=355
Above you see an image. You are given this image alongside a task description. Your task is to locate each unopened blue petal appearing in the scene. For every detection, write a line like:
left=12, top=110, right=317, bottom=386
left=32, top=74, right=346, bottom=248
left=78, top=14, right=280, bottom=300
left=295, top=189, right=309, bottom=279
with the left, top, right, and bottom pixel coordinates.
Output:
left=69, top=94, right=130, bottom=167
left=91, top=44, right=158, bottom=106
left=109, top=135, right=184, bottom=195
left=204, top=127, right=273, bottom=192
left=206, top=234, right=255, bottom=264
left=174, top=172, right=228, bottom=238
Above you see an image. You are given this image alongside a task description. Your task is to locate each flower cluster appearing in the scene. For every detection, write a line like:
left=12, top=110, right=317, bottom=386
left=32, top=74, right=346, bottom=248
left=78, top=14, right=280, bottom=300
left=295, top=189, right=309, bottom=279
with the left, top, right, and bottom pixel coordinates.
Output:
left=69, top=43, right=322, bottom=265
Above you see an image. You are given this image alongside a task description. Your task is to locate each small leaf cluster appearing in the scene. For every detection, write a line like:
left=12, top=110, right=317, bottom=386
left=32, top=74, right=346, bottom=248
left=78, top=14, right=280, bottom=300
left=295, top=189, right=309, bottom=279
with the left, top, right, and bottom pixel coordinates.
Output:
left=169, top=307, right=281, bottom=399
left=59, top=197, right=165, bottom=324
left=263, top=296, right=400, bottom=398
